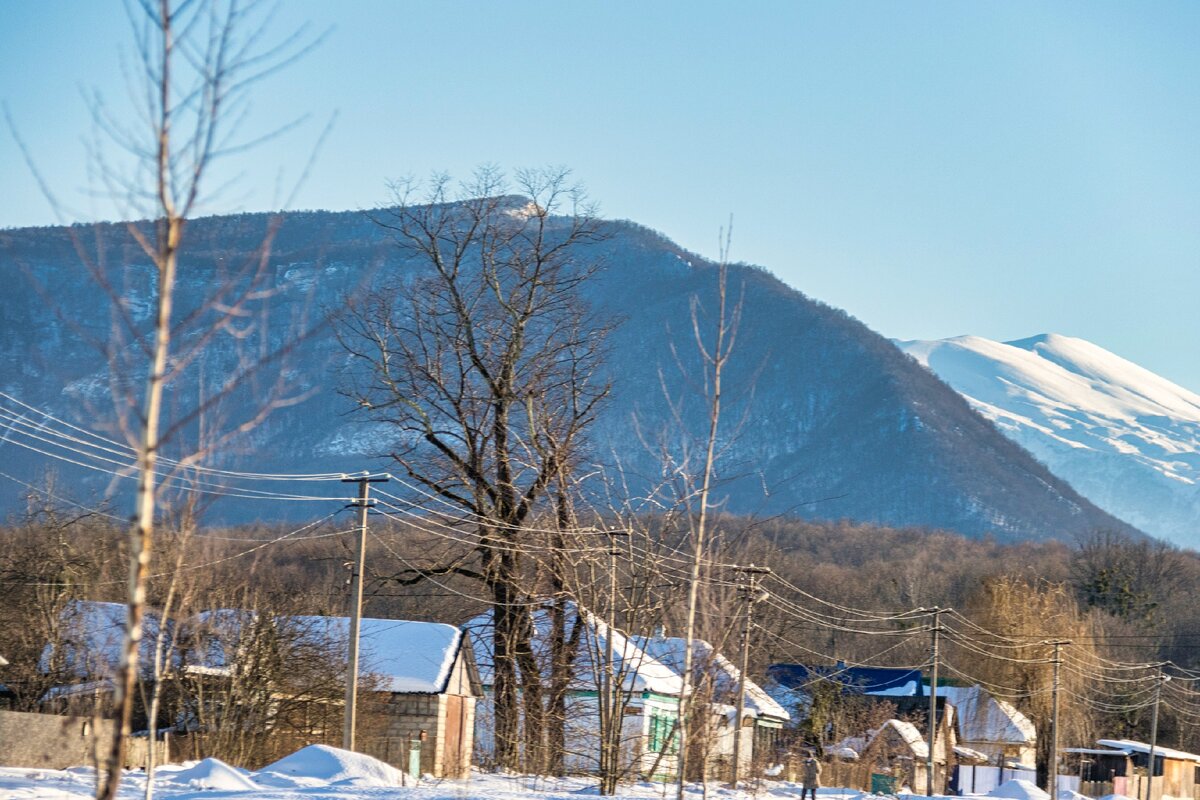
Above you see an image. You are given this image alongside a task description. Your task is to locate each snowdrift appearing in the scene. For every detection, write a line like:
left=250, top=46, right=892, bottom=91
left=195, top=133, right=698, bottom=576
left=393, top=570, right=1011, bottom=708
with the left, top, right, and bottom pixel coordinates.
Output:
left=163, top=758, right=259, bottom=791
left=260, top=744, right=406, bottom=786
left=989, top=779, right=1052, bottom=800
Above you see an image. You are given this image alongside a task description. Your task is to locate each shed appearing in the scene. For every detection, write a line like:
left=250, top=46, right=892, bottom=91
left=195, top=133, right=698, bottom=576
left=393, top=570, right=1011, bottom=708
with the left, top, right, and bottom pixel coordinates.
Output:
left=1071, top=739, right=1200, bottom=800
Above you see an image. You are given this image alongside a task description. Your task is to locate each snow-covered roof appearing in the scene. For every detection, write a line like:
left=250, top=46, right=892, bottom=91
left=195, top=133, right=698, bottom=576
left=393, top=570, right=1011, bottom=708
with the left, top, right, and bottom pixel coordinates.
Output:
left=634, top=635, right=789, bottom=721
left=955, top=745, right=990, bottom=763
left=871, top=680, right=921, bottom=696
left=939, top=685, right=1036, bottom=745
left=40, top=600, right=166, bottom=679
left=41, top=678, right=113, bottom=701
left=871, top=718, right=928, bottom=759
left=188, top=610, right=465, bottom=694
left=465, top=602, right=684, bottom=697
left=1096, top=739, right=1200, bottom=763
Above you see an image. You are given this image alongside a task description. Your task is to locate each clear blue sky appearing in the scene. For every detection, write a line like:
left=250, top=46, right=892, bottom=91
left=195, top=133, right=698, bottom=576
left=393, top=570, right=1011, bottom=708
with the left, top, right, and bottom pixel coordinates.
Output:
left=4, top=2, right=1199, bottom=391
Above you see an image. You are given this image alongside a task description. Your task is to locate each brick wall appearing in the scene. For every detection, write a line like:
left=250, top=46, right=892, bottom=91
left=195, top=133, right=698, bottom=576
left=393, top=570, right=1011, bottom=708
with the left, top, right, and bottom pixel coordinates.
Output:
left=382, top=693, right=443, bottom=776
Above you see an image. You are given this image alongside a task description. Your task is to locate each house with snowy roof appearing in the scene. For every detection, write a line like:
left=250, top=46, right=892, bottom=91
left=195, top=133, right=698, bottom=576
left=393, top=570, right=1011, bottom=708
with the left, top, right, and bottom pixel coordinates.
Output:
left=465, top=601, right=685, bottom=779
left=825, top=697, right=958, bottom=794
left=182, top=610, right=482, bottom=778
left=36, top=600, right=169, bottom=718
left=938, top=685, right=1036, bottom=769
left=634, top=633, right=790, bottom=778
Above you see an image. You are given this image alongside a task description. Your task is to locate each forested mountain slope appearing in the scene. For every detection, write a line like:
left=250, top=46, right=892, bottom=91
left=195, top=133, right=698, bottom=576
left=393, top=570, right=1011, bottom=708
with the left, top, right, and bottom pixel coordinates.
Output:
left=0, top=207, right=1140, bottom=542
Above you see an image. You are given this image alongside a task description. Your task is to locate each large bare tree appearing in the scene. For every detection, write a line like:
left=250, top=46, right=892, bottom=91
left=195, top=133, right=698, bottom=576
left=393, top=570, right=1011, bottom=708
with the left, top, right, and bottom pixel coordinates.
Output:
left=337, top=167, right=613, bottom=772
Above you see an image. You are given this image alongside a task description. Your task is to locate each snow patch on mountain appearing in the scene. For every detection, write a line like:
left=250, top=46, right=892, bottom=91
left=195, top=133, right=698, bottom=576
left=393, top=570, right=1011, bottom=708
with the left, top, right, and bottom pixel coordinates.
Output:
left=898, top=334, right=1200, bottom=548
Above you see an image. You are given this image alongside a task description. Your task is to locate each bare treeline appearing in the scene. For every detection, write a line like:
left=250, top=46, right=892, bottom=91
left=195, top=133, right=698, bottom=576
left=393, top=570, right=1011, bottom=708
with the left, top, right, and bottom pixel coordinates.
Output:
left=4, top=487, right=1199, bottom=771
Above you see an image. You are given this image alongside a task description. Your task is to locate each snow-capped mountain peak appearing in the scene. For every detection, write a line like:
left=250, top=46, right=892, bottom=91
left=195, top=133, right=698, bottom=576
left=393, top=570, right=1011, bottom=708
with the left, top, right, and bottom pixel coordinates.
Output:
left=898, top=334, right=1200, bottom=547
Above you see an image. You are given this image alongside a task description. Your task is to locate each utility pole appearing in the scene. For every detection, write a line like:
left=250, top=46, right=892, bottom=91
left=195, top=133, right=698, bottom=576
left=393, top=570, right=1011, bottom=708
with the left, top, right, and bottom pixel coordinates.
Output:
left=926, top=607, right=942, bottom=797
left=600, top=529, right=629, bottom=793
left=1145, top=666, right=1168, bottom=800
left=341, top=474, right=388, bottom=751
left=1049, top=640, right=1070, bottom=799
left=729, top=564, right=771, bottom=788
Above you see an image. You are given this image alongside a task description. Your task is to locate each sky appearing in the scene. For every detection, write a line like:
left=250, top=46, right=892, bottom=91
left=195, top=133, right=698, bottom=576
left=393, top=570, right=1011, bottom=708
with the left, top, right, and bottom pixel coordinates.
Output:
left=3, top=1, right=1199, bottom=391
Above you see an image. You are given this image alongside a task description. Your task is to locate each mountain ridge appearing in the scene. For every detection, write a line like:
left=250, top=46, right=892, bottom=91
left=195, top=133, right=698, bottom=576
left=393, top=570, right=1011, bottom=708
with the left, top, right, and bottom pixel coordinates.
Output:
left=0, top=208, right=1143, bottom=543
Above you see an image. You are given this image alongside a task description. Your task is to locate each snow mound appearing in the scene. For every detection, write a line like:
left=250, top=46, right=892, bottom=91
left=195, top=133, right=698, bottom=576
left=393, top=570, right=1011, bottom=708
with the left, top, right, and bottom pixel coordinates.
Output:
left=1097, top=795, right=1137, bottom=800
left=165, top=758, right=258, bottom=791
left=259, top=744, right=404, bottom=787
left=1058, top=790, right=1092, bottom=800
left=989, top=779, right=1051, bottom=800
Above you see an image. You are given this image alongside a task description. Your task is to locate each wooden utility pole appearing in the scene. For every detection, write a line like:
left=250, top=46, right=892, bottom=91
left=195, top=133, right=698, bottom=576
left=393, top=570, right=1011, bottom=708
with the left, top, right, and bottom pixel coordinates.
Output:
left=341, top=474, right=388, bottom=751
left=926, top=607, right=942, bottom=797
left=600, top=529, right=630, bottom=794
left=729, top=564, right=771, bottom=788
left=1145, top=666, right=1168, bottom=800
left=1048, top=640, right=1070, bottom=799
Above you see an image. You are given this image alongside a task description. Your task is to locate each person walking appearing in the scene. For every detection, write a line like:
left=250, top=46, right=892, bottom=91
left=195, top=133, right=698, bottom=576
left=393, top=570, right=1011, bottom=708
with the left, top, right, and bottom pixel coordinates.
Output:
left=801, top=752, right=822, bottom=800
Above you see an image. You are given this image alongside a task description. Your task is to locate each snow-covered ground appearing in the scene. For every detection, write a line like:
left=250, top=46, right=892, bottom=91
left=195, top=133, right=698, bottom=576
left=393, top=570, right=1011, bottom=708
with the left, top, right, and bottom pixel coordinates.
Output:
left=0, top=745, right=1095, bottom=800
left=0, top=745, right=846, bottom=800
left=898, top=333, right=1200, bottom=547
left=9, top=743, right=1030, bottom=800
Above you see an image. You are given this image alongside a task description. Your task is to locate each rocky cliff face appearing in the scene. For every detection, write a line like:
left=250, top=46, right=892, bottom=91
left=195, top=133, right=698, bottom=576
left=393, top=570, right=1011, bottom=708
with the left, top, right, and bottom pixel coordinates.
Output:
left=0, top=209, right=1140, bottom=542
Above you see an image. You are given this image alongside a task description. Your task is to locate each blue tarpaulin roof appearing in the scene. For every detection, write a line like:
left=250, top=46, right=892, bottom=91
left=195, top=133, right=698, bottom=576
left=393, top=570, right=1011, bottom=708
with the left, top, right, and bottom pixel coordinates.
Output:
left=768, top=663, right=925, bottom=695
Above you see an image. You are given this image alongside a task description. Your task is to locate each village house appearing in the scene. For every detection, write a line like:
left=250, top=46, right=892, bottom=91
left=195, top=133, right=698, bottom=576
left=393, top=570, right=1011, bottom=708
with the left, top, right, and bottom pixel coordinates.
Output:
left=37, top=600, right=166, bottom=719
left=766, top=664, right=1034, bottom=794
left=466, top=602, right=685, bottom=779
left=184, top=611, right=482, bottom=778
left=938, top=684, right=1037, bottom=794
left=635, top=632, right=790, bottom=779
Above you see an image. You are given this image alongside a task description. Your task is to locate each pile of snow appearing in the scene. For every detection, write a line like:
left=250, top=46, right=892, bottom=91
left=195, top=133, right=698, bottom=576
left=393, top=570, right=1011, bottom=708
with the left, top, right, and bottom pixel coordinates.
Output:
left=259, top=744, right=405, bottom=787
left=162, top=758, right=259, bottom=791
left=989, top=779, right=1051, bottom=800
left=1057, top=790, right=1092, bottom=800
left=1096, top=795, right=1137, bottom=800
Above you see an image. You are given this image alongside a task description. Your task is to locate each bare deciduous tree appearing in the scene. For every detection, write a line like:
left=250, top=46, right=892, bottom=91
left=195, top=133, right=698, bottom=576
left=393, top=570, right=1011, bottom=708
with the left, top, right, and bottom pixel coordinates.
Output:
left=337, top=167, right=613, bottom=772
left=6, top=2, right=327, bottom=795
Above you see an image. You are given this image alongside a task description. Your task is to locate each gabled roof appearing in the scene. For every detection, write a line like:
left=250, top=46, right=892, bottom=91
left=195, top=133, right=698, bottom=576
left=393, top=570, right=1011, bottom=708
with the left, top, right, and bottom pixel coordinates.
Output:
left=464, top=602, right=684, bottom=697
left=939, top=685, right=1035, bottom=745
left=634, top=635, right=789, bottom=721
left=871, top=718, right=929, bottom=759
left=41, top=600, right=166, bottom=679
left=187, top=610, right=470, bottom=694
left=768, top=663, right=925, bottom=695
